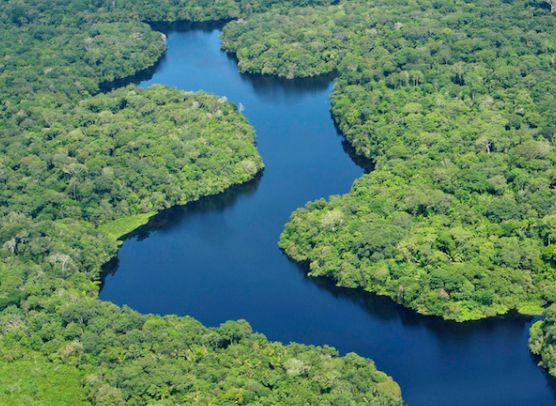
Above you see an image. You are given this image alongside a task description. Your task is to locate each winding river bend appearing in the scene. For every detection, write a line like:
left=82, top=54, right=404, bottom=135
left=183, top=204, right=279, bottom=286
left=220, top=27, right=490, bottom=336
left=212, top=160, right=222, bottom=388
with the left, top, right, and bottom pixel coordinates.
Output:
left=100, top=22, right=556, bottom=405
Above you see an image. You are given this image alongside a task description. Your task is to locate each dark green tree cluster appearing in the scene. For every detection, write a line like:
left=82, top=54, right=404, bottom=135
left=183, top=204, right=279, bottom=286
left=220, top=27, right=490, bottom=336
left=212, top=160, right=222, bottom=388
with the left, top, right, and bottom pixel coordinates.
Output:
left=0, top=0, right=402, bottom=404
left=222, top=0, right=556, bottom=321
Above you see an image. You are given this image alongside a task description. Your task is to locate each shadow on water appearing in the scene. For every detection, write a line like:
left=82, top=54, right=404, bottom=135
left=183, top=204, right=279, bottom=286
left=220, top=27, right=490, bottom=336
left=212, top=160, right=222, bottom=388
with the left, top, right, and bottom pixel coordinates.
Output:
left=100, top=21, right=229, bottom=93
left=99, top=22, right=556, bottom=405
left=99, top=54, right=167, bottom=93
left=330, top=113, right=375, bottom=173
left=102, top=161, right=539, bottom=347
left=101, top=173, right=262, bottom=284
left=341, top=139, right=374, bottom=173
left=225, top=54, right=337, bottom=100
left=131, top=173, right=260, bottom=241
left=156, top=20, right=338, bottom=99
left=104, top=20, right=338, bottom=102
left=288, top=255, right=538, bottom=340
left=149, top=19, right=230, bottom=34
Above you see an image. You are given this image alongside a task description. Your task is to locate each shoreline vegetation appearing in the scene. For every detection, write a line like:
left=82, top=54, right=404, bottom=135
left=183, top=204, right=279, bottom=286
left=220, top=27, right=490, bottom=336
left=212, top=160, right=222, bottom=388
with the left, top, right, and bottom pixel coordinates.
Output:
left=2, top=0, right=555, bottom=400
left=0, top=1, right=402, bottom=404
left=219, top=0, right=556, bottom=374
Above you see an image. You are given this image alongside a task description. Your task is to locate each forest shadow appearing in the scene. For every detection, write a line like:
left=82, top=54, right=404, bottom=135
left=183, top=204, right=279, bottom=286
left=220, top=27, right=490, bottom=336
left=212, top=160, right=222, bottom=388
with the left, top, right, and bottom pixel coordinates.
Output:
left=288, top=256, right=547, bottom=344
left=229, top=58, right=337, bottom=100
left=149, top=19, right=230, bottom=34
left=99, top=54, right=168, bottom=92
left=100, top=173, right=262, bottom=284
left=99, top=20, right=230, bottom=92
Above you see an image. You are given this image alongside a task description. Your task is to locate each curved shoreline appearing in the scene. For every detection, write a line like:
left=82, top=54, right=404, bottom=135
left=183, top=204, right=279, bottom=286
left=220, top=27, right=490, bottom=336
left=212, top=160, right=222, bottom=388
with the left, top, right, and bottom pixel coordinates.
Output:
left=100, top=23, right=556, bottom=405
left=0, top=8, right=404, bottom=405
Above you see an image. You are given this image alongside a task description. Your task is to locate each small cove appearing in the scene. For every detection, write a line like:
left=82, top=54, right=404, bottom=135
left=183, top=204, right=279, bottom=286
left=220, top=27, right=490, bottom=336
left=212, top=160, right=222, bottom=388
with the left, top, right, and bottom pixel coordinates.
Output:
left=100, top=22, right=556, bottom=405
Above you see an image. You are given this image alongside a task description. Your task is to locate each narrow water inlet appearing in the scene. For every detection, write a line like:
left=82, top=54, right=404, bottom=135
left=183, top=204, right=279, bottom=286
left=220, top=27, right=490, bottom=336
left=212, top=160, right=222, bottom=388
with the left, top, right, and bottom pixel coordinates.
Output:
left=100, top=22, right=556, bottom=406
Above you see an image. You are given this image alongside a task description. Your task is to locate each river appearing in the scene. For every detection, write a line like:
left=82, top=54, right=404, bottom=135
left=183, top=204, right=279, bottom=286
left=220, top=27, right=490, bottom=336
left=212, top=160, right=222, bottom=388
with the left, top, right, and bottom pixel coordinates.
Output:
left=100, top=21, right=556, bottom=405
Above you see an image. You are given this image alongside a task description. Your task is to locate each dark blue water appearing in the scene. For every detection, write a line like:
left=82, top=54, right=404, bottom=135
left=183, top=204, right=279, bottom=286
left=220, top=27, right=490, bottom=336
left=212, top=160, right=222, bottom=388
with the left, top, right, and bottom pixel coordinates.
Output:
left=100, top=22, right=556, bottom=405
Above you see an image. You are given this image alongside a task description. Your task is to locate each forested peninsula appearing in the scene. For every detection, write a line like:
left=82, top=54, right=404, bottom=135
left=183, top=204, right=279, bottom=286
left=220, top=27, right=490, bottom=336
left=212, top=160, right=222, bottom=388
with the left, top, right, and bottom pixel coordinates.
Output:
left=222, top=0, right=556, bottom=374
left=0, top=1, right=402, bottom=404
left=222, top=0, right=556, bottom=320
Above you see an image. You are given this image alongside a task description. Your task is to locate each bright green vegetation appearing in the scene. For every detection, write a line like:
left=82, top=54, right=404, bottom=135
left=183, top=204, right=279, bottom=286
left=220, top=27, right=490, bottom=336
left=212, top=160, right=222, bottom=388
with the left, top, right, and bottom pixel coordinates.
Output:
left=530, top=306, right=556, bottom=375
left=0, top=353, right=88, bottom=406
left=222, top=0, right=556, bottom=321
left=99, top=213, right=155, bottom=241
left=222, top=6, right=346, bottom=78
left=2, top=85, right=263, bottom=222
left=0, top=0, right=402, bottom=404
left=1, top=295, right=401, bottom=404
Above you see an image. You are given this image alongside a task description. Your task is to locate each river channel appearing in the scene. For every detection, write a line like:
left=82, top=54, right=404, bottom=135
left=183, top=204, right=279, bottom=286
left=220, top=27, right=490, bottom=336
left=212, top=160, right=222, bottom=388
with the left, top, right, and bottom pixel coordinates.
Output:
left=100, top=21, right=556, bottom=405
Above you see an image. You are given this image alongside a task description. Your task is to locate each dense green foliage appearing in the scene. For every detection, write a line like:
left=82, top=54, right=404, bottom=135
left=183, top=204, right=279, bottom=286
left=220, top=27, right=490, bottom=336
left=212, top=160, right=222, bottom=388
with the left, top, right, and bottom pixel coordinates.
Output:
left=0, top=353, right=88, bottom=405
left=0, top=0, right=402, bottom=404
left=222, top=6, right=346, bottom=78
left=222, top=0, right=556, bottom=322
left=2, top=85, right=263, bottom=222
left=1, top=293, right=401, bottom=405
left=529, top=307, right=556, bottom=376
